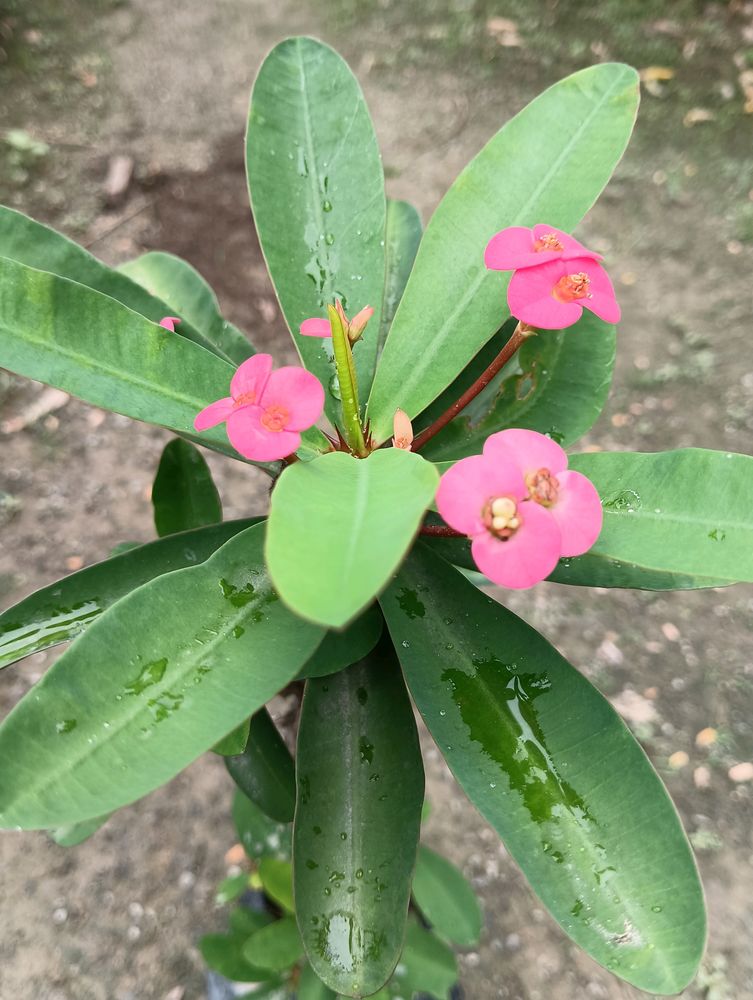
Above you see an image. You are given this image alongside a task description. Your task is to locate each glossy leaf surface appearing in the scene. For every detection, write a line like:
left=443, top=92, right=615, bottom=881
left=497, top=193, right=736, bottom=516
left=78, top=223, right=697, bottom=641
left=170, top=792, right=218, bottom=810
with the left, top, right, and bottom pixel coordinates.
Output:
left=412, top=845, right=482, bottom=948
left=266, top=450, right=438, bottom=627
left=0, top=525, right=323, bottom=829
left=0, top=257, right=258, bottom=462
left=381, top=545, right=705, bottom=994
left=213, top=719, right=251, bottom=756
left=422, top=312, right=616, bottom=461
left=119, top=250, right=254, bottom=364
left=378, top=199, right=422, bottom=355
left=233, top=789, right=292, bottom=861
left=152, top=438, right=223, bottom=537
left=367, top=63, right=639, bottom=443
left=294, top=643, right=425, bottom=997
left=568, top=448, right=753, bottom=583
left=297, top=605, right=384, bottom=680
left=0, top=206, right=231, bottom=360
left=246, top=36, right=386, bottom=419
left=226, top=710, right=296, bottom=823
left=0, top=519, right=259, bottom=670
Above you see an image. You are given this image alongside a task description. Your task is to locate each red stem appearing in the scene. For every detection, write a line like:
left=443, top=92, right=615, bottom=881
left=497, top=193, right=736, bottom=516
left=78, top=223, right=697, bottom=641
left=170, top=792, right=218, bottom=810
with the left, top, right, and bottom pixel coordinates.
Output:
left=411, top=321, right=534, bottom=452
left=419, top=524, right=463, bottom=537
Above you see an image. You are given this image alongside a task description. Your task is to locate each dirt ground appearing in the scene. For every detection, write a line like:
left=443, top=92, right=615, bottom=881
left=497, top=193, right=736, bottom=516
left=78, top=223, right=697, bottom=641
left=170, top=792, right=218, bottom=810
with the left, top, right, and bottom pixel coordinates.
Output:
left=2, top=0, right=753, bottom=998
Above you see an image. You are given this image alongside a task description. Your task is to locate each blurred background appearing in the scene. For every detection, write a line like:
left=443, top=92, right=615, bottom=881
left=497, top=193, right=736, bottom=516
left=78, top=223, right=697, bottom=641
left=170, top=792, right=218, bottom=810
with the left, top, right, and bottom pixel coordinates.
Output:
left=1, top=1, right=753, bottom=998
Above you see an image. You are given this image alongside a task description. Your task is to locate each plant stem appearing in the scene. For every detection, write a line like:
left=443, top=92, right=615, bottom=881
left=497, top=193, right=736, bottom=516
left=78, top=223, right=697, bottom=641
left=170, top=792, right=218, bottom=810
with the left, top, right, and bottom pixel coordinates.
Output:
left=419, top=524, right=463, bottom=537
left=328, top=304, right=368, bottom=457
left=411, top=321, right=535, bottom=452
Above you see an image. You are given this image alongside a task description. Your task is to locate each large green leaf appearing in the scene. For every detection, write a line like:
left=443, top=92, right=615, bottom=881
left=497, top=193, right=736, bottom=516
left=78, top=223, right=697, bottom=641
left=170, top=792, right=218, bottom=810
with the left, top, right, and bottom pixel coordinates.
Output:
left=246, top=36, right=386, bottom=420
left=226, top=709, right=297, bottom=823
left=266, top=450, right=438, bottom=628
left=0, top=519, right=259, bottom=670
left=152, top=438, right=223, bottom=537
left=421, top=312, right=616, bottom=461
left=565, top=448, right=753, bottom=584
left=378, top=199, right=422, bottom=356
left=387, top=920, right=458, bottom=1000
left=297, top=605, right=383, bottom=680
left=0, top=206, right=236, bottom=362
left=294, top=642, right=425, bottom=997
left=0, top=257, right=266, bottom=464
left=259, top=857, right=295, bottom=913
left=367, top=62, right=639, bottom=443
left=233, top=789, right=292, bottom=861
left=201, top=911, right=276, bottom=983
left=0, top=525, right=323, bottom=829
left=411, top=845, right=482, bottom=948
left=381, top=545, right=705, bottom=995
left=118, top=250, right=254, bottom=365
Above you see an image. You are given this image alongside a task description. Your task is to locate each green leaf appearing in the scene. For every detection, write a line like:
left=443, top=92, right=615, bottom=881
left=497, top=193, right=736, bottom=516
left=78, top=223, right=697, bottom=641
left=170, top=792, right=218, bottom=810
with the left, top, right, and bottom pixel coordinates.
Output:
left=0, top=257, right=269, bottom=465
left=381, top=544, right=705, bottom=995
left=229, top=906, right=274, bottom=936
left=412, top=845, right=482, bottom=948
left=266, top=450, right=439, bottom=628
left=388, top=920, right=458, bottom=1000
left=152, top=438, right=222, bottom=537
left=246, top=36, right=386, bottom=420
left=49, top=813, right=110, bottom=847
left=298, top=963, right=337, bottom=1000
left=243, top=915, right=303, bottom=972
left=294, top=640, right=425, bottom=997
left=118, top=250, right=255, bottom=365
left=258, top=857, right=295, bottom=914
left=367, top=62, right=639, bottom=443
left=213, top=719, right=252, bottom=756
left=0, top=519, right=259, bottom=670
left=226, top=710, right=296, bottom=823
left=297, top=605, right=384, bottom=680
left=563, top=448, right=753, bottom=585
left=200, top=931, right=276, bottom=983
left=378, top=199, right=422, bottom=355
left=233, top=789, right=292, bottom=862
left=0, top=524, right=323, bottom=829
left=421, top=312, right=616, bottom=461
left=216, top=872, right=250, bottom=905
left=0, top=206, right=236, bottom=362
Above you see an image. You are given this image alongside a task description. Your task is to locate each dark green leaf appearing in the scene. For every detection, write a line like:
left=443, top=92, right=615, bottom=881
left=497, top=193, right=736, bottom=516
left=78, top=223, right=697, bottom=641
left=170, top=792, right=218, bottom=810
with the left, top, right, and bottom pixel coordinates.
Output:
left=294, top=640, right=425, bottom=997
left=229, top=906, right=274, bottom=936
left=298, top=962, right=338, bottom=1000
left=152, top=438, right=222, bottom=537
left=258, top=857, right=295, bottom=914
left=216, top=872, right=250, bottom=905
left=0, top=524, right=323, bottom=829
left=266, top=450, right=438, bottom=628
left=200, top=932, right=276, bottom=983
left=243, top=915, right=303, bottom=971
left=213, top=719, right=252, bottom=756
left=389, top=920, right=458, bottom=1000
left=0, top=519, right=259, bottom=670
left=297, top=605, right=384, bottom=680
left=233, top=789, right=291, bottom=862
left=378, top=199, right=422, bottom=355
left=118, top=250, right=254, bottom=364
left=246, top=36, right=386, bottom=420
left=381, top=545, right=705, bottom=994
left=412, top=845, right=482, bottom=948
left=226, top=710, right=296, bottom=823
left=367, top=63, right=639, bottom=443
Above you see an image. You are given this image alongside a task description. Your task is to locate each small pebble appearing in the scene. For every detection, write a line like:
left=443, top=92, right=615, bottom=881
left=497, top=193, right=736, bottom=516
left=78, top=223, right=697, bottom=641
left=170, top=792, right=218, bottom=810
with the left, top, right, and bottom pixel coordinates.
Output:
left=127, top=925, right=141, bottom=942
left=52, top=907, right=68, bottom=924
left=695, top=727, right=717, bottom=748
left=694, top=766, right=711, bottom=789
left=662, top=622, right=680, bottom=642
left=669, top=751, right=690, bottom=770
left=178, top=871, right=196, bottom=890
left=65, top=555, right=84, bottom=571
left=728, top=762, right=753, bottom=783
left=505, top=933, right=521, bottom=951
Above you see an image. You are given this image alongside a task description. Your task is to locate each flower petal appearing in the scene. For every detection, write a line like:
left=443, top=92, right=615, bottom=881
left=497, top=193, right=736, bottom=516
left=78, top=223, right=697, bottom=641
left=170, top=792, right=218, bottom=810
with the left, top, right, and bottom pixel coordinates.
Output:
left=226, top=408, right=301, bottom=462
left=550, top=469, right=603, bottom=557
left=531, top=224, right=602, bottom=263
left=230, top=354, right=273, bottom=402
left=484, top=227, right=537, bottom=270
left=578, top=259, right=621, bottom=324
left=471, top=501, right=561, bottom=589
left=436, top=454, right=526, bottom=537
left=483, top=428, right=568, bottom=477
left=194, top=397, right=234, bottom=431
left=507, top=260, right=583, bottom=330
left=300, top=318, right=332, bottom=338
left=259, top=367, right=325, bottom=431
left=159, top=316, right=181, bottom=331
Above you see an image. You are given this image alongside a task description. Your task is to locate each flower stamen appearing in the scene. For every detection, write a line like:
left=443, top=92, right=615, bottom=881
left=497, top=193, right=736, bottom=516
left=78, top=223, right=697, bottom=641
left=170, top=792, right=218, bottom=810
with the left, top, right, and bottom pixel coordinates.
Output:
left=533, top=232, right=565, bottom=252
left=483, top=495, right=521, bottom=540
left=260, top=404, right=290, bottom=432
left=552, top=271, right=592, bottom=304
left=526, top=468, right=560, bottom=507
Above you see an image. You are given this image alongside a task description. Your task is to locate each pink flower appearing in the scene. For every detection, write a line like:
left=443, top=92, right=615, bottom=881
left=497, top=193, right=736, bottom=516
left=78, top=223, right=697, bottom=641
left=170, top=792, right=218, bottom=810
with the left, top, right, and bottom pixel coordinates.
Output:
left=507, top=257, right=620, bottom=329
left=193, top=354, right=324, bottom=462
left=159, top=316, right=181, bottom=331
left=485, top=225, right=601, bottom=271
left=435, top=428, right=602, bottom=589
left=300, top=302, right=374, bottom=343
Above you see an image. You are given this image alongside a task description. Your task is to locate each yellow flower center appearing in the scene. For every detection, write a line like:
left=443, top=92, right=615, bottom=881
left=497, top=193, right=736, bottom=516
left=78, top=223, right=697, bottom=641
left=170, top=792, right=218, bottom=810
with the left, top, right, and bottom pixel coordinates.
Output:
left=526, top=468, right=559, bottom=507
left=260, top=404, right=289, bottom=433
left=234, top=390, right=258, bottom=407
left=534, top=232, right=565, bottom=252
left=483, top=496, right=521, bottom=539
left=552, top=272, right=591, bottom=303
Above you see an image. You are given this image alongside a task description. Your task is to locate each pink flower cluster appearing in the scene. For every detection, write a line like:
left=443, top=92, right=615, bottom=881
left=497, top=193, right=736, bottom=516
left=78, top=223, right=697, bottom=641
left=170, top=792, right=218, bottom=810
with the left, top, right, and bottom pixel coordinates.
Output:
left=485, top=224, right=620, bottom=330
left=436, top=429, right=602, bottom=589
left=194, top=354, right=324, bottom=462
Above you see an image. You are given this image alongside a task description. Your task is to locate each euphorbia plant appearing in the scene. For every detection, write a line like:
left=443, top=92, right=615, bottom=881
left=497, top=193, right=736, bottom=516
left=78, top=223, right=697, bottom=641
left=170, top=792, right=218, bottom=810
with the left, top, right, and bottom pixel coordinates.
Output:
left=2, top=34, right=752, bottom=998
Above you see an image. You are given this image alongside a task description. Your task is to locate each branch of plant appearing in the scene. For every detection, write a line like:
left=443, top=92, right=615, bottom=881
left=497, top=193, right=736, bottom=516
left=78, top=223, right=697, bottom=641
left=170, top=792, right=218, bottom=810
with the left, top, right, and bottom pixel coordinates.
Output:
left=411, top=320, right=535, bottom=452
